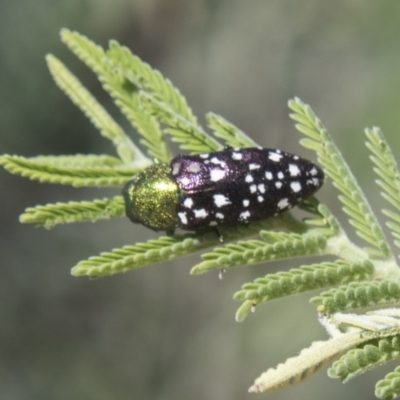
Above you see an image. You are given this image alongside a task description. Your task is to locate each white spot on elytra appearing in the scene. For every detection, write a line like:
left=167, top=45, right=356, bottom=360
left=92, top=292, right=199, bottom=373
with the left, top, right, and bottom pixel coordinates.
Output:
left=277, top=198, right=290, bottom=210
left=249, top=163, right=260, bottom=170
left=258, top=184, right=266, bottom=193
left=216, top=213, right=224, bottom=219
left=289, top=164, right=301, bottom=177
left=211, top=157, right=226, bottom=167
left=172, top=162, right=180, bottom=175
left=183, top=197, right=194, bottom=208
left=250, top=184, right=257, bottom=193
left=269, top=152, right=283, bottom=162
left=194, top=209, right=208, bottom=218
left=239, top=210, right=251, bottom=220
left=307, top=178, right=320, bottom=186
left=275, top=181, right=283, bottom=189
left=277, top=171, right=284, bottom=179
left=180, top=177, right=190, bottom=186
left=293, top=155, right=299, bottom=160
left=312, top=178, right=320, bottom=186
left=210, top=169, right=226, bottom=182
left=213, top=194, right=231, bottom=207
left=200, top=153, right=209, bottom=159
left=290, top=181, right=302, bottom=193
left=187, top=162, right=201, bottom=173
left=232, top=152, right=243, bottom=160
left=265, top=171, right=273, bottom=180
left=245, top=174, right=254, bottom=183
left=310, top=167, right=318, bottom=176
left=178, top=212, right=188, bottom=225
left=257, top=195, right=264, bottom=202
left=243, top=199, right=250, bottom=207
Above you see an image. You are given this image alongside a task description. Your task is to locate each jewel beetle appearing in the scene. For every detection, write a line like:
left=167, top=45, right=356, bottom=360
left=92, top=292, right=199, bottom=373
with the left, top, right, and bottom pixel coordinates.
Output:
left=122, top=147, right=324, bottom=234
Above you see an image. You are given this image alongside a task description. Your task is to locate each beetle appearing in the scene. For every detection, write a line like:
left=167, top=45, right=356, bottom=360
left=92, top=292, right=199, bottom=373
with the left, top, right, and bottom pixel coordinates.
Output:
left=122, top=147, right=324, bottom=235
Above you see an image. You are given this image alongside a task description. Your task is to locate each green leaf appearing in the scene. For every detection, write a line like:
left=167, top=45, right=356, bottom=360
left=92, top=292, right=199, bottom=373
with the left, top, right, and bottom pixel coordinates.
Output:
left=375, top=365, right=400, bottom=400
left=311, top=281, right=400, bottom=314
left=299, top=201, right=342, bottom=237
left=140, top=92, right=222, bottom=153
left=366, top=127, right=400, bottom=252
left=0, top=154, right=138, bottom=187
left=71, top=233, right=220, bottom=278
left=206, top=112, right=257, bottom=148
left=289, top=97, right=391, bottom=260
left=191, top=230, right=327, bottom=275
left=20, top=196, right=125, bottom=229
left=329, top=336, right=400, bottom=383
left=46, top=54, right=149, bottom=167
left=60, top=29, right=171, bottom=163
left=26, top=154, right=122, bottom=167
left=107, top=40, right=198, bottom=126
left=235, top=301, right=254, bottom=322
left=234, top=260, right=375, bottom=321
left=106, top=40, right=222, bottom=154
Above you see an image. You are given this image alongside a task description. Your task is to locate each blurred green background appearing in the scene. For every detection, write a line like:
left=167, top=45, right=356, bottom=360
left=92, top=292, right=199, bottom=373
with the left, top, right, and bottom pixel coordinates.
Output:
left=1, top=1, right=400, bottom=399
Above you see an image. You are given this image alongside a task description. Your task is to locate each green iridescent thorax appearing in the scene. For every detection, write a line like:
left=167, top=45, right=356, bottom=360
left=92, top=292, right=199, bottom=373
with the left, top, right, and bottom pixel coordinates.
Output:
left=122, top=163, right=180, bottom=232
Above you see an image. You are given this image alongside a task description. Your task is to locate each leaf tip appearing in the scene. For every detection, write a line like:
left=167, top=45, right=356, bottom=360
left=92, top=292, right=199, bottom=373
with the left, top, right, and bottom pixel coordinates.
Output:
left=235, top=300, right=253, bottom=322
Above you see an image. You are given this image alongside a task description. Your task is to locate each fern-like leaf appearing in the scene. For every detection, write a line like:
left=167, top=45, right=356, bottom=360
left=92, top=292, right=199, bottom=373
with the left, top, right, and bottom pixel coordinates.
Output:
left=26, top=154, right=123, bottom=167
left=140, top=92, right=222, bottom=153
left=328, top=336, right=400, bottom=383
left=60, top=29, right=171, bottom=163
left=20, top=196, right=125, bottom=228
left=366, top=127, right=400, bottom=252
left=299, top=200, right=342, bottom=237
left=107, top=41, right=198, bottom=126
left=71, top=233, right=221, bottom=278
left=206, top=112, right=257, bottom=148
left=106, top=42, right=222, bottom=154
left=46, top=54, right=149, bottom=167
left=234, top=260, right=374, bottom=318
left=375, top=365, right=400, bottom=400
left=311, top=281, right=400, bottom=314
left=191, top=230, right=327, bottom=275
left=0, top=154, right=138, bottom=187
left=289, top=98, right=391, bottom=260
left=249, top=331, right=375, bottom=393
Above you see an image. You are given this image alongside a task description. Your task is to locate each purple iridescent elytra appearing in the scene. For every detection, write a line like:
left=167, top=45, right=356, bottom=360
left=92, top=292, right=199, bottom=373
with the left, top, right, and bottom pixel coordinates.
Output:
left=169, top=147, right=324, bottom=230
